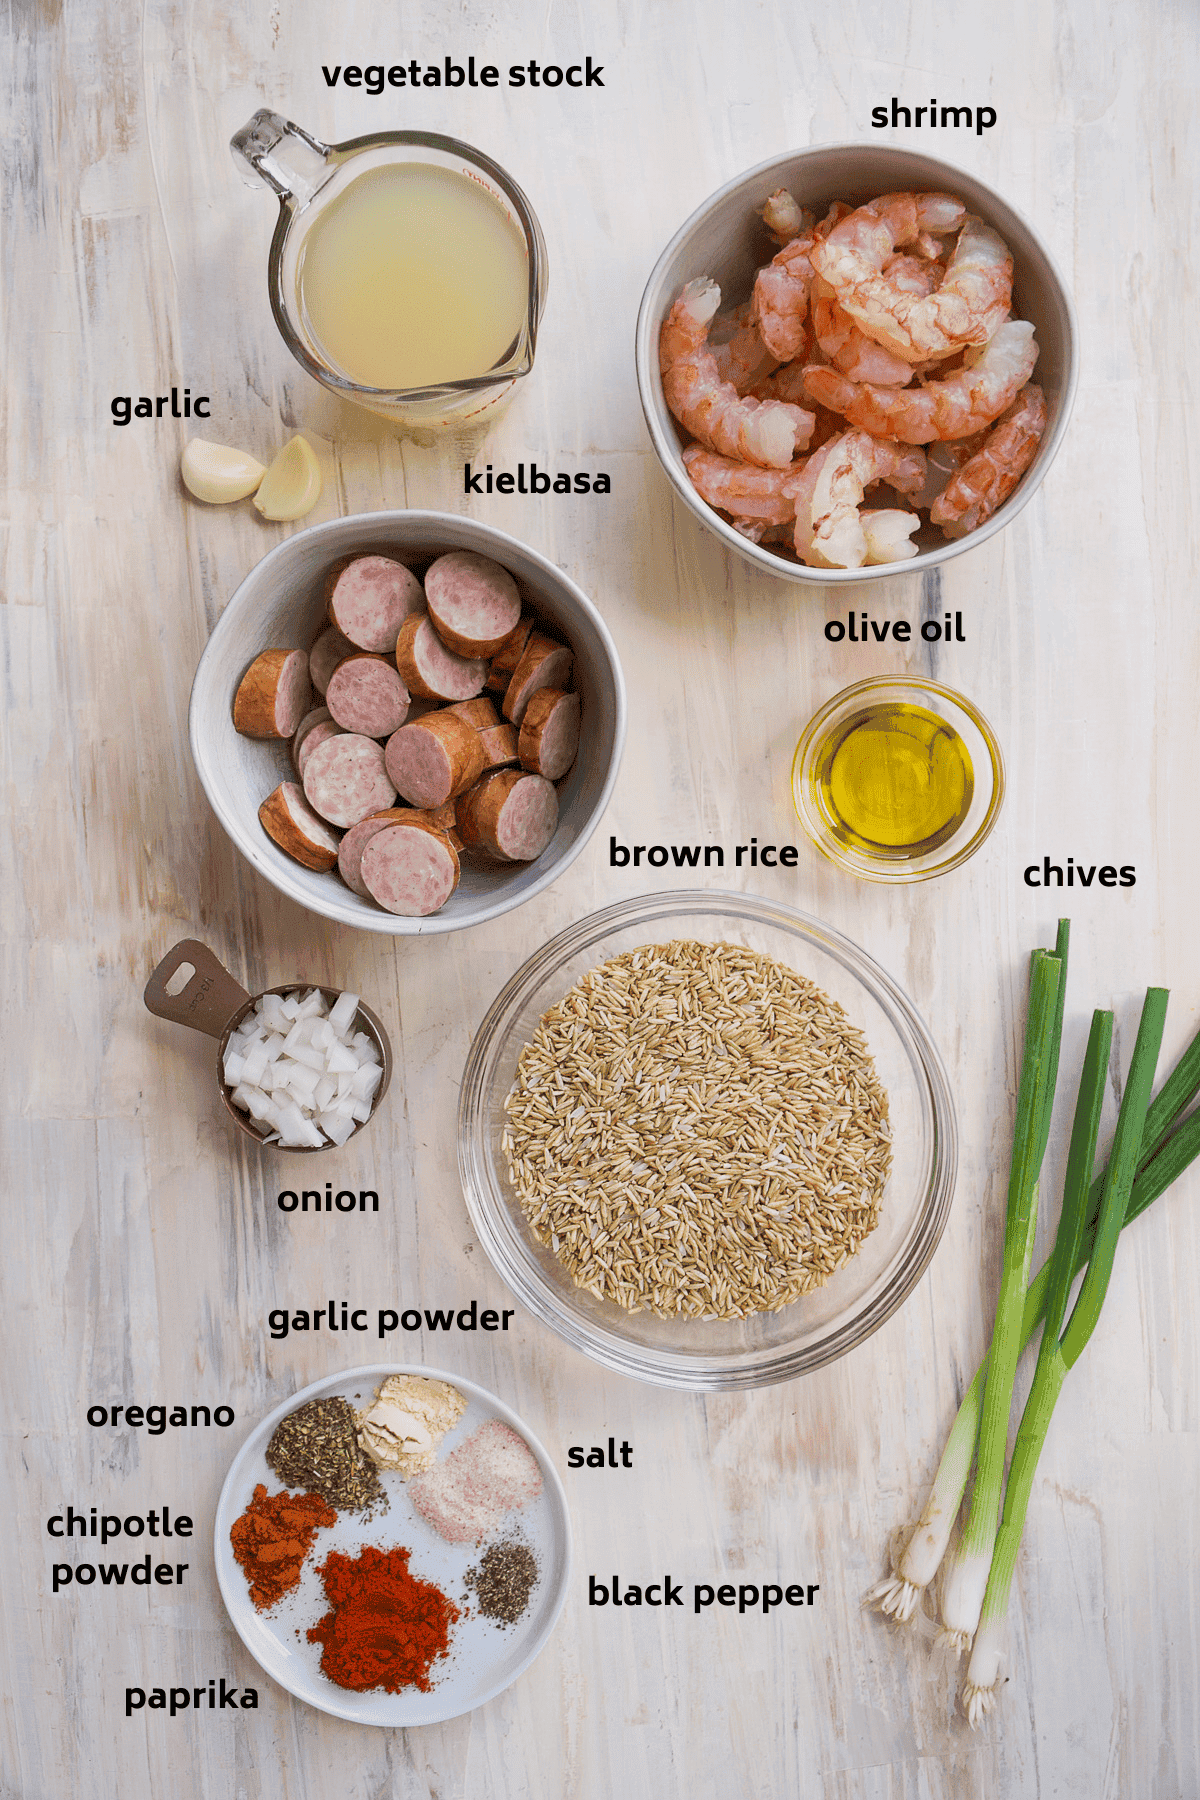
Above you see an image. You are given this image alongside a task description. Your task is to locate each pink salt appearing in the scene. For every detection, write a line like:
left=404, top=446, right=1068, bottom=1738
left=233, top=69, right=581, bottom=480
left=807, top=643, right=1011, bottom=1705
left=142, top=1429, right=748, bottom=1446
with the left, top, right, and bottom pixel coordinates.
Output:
left=409, top=1420, right=542, bottom=1544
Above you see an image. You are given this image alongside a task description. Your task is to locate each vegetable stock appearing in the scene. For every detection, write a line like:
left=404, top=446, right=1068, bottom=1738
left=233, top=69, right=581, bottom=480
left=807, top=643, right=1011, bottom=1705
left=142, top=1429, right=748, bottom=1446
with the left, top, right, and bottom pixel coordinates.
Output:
left=296, top=164, right=529, bottom=390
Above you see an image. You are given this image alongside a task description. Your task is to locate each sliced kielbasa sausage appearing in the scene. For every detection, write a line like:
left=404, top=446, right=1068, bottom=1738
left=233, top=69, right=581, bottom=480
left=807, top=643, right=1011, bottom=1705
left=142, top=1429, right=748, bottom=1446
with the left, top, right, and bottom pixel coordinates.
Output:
left=360, top=821, right=461, bottom=917
left=325, top=654, right=410, bottom=738
left=425, top=550, right=523, bottom=657
left=326, top=555, right=425, bottom=653
left=234, top=649, right=312, bottom=739
left=302, top=734, right=397, bottom=829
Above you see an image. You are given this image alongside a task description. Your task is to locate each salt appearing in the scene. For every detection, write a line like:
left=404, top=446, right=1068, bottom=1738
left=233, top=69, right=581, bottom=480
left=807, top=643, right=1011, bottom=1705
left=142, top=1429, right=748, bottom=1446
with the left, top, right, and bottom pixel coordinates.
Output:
left=408, top=1421, right=542, bottom=1544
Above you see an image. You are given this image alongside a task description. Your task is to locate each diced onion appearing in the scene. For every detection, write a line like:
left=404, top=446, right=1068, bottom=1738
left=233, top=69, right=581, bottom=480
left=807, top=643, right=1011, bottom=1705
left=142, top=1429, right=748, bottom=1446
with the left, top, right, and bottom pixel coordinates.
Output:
left=224, top=987, right=383, bottom=1148
left=329, top=991, right=360, bottom=1034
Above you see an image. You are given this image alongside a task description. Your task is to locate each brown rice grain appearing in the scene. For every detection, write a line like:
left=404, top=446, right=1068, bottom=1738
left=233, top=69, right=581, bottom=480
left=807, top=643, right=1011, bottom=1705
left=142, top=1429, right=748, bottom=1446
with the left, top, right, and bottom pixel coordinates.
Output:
left=502, top=941, right=891, bottom=1320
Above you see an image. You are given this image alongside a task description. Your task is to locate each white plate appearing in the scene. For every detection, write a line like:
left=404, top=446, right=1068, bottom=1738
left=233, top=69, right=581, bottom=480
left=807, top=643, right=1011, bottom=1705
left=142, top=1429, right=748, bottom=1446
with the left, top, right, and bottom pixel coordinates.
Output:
left=214, top=1364, right=572, bottom=1724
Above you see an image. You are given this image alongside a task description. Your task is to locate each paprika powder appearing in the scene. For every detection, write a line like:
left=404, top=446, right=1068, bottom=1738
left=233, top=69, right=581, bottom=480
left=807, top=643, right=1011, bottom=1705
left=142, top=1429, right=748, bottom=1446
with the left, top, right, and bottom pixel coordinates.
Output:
left=307, top=1544, right=459, bottom=1692
left=229, top=1483, right=337, bottom=1611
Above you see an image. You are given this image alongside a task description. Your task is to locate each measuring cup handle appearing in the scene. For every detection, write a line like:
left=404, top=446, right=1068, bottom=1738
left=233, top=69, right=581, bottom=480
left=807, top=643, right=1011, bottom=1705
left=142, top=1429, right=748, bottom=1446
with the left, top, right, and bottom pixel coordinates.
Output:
left=230, top=109, right=333, bottom=205
left=143, top=941, right=251, bottom=1040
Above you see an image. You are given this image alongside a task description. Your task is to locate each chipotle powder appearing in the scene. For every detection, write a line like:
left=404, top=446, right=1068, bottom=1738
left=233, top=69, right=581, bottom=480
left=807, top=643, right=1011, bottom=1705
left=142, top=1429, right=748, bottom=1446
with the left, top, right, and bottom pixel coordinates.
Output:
left=229, top=1483, right=337, bottom=1610
left=307, top=1545, right=459, bottom=1692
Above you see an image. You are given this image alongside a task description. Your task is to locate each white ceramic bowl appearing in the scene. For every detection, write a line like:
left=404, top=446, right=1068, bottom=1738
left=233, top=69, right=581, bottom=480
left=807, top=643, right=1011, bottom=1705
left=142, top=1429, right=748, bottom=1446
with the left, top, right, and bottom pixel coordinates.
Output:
left=636, top=143, right=1079, bottom=584
left=190, top=513, right=626, bottom=934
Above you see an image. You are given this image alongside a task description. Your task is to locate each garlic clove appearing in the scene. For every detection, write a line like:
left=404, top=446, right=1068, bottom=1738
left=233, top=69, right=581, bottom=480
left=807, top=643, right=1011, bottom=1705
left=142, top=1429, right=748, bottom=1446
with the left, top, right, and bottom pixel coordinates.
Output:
left=253, top=435, right=323, bottom=521
left=180, top=438, right=266, bottom=504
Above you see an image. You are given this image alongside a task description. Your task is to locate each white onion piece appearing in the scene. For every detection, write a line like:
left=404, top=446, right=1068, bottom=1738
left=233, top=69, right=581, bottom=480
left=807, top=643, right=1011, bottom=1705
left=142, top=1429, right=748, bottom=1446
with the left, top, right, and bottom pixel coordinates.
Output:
left=224, top=987, right=383, bottom=1147
left=329, top=991, right=360, bottom=1034
left=319, top=1111, right=358, bottom=1147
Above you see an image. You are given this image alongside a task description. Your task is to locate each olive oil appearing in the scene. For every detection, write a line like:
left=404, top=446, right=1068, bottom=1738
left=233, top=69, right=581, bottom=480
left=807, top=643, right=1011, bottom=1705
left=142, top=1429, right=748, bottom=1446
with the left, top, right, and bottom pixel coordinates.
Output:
left=295, top=163, right=529, bottom=390
left=814, top=702, right=974, bottom=858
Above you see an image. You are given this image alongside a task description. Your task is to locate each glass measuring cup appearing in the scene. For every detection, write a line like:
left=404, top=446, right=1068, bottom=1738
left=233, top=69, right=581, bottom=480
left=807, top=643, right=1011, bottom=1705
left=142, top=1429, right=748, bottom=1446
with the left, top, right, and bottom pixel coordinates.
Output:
left=230, top=110, right=548, bottom=429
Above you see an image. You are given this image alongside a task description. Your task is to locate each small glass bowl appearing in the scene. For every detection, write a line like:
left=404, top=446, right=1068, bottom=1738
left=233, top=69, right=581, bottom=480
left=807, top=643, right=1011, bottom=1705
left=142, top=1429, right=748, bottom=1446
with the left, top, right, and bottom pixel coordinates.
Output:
left=458, top=891, right=957, bottom=1391
left=792, top=677, right=1005, bottom=885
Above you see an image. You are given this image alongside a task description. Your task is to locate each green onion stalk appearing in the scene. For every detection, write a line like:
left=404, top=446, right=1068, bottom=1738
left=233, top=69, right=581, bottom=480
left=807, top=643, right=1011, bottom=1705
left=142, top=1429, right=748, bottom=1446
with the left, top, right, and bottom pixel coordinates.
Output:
left=936, top=937, right=1067, bottom=1651
left=868, top=941, right=1200, bottom=1628
left=869, top=1090, right=1200, bottom=1623
left=962, top=988, right=1167, bottom=1724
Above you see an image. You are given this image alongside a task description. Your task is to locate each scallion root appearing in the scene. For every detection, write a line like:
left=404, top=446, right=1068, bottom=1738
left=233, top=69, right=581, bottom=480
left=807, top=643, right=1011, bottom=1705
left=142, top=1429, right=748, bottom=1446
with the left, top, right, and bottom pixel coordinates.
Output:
left=963, top=1679, right=1000, bottom=1729
left=864, top=1573, right=922, bottom=1622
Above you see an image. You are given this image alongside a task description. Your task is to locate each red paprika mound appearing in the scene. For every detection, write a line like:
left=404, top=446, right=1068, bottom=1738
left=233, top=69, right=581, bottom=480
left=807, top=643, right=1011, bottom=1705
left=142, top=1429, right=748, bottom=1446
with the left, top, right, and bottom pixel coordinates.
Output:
left=308, top=1544, right=460, bottom=1692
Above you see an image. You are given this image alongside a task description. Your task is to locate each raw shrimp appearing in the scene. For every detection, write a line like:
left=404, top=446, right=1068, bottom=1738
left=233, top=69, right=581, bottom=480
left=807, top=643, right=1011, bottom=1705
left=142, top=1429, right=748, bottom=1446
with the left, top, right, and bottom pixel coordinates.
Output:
left=805, top=401, right=855, bottom=452
left=662, top=183, right=1045, bottom=564
left=814, top=200, right=854, bottom=237
left=791, top=431, right=927, bottom=569
left=749, top=201, right=850, bottom=364
left=859, top=509, right=921, bottom=563
left=909, top=430, right=989, bottom=510
left=810, top=259, right=941, bottom=385
left=885, top=253, right=946, bottom=296
left=681, top=444, right=807, bottom=533
left=750, top=234, right=816, bottom=362
left=660, top=279, right=813, bottom=467
left=811, top=201, right=1015, bottom=364
left=913, top=230, right=952, bottom=263
left=759, top=188, right=812, bottom=246
left=710, top=303, right=779, bottom=394
left=802, top=320, right=1038, bottom=444
left=744, top=366, right=848, bottom=453
left=747, top=367, right=848, bottom=451
left=930, top=383, right=1048, bottom=535
left=745, top=361, right=814, bottom=404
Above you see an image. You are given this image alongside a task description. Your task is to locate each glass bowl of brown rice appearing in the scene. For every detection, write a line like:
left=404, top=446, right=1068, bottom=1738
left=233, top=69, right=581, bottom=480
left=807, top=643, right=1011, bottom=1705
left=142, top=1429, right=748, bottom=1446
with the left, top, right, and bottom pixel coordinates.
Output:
left=458, top=890, right=956, bottom=1390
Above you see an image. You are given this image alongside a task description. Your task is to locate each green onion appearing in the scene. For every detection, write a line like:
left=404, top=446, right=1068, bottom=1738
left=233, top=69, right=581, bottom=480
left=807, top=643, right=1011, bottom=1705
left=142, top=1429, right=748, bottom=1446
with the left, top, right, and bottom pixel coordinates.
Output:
left=963, top=988, right=1167, bottom=1724
left=1036, top=1009, right=1114, bottom=1350
left=937, top=936, right=1066, bottom=1650
left=869, top=1001, right=1200, bottom=1626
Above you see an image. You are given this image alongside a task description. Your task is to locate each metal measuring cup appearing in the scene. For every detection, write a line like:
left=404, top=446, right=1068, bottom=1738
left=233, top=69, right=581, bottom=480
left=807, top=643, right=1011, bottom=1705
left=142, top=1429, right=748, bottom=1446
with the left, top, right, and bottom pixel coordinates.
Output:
left=143, top=940, right=392, bottom=1153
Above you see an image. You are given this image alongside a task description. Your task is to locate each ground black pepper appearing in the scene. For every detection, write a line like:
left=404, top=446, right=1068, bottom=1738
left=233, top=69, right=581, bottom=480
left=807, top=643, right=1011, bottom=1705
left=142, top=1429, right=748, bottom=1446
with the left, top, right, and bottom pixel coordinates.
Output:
left=266, top=1397, right=386, bottom=1516
left=465, top=1539, right=539, bottom=1625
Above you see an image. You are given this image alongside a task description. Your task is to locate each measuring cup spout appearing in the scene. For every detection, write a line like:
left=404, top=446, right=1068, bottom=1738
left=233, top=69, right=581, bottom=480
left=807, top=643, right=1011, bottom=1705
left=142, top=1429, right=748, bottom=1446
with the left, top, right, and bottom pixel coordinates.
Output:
left=230, top=109, right=334, bottom=207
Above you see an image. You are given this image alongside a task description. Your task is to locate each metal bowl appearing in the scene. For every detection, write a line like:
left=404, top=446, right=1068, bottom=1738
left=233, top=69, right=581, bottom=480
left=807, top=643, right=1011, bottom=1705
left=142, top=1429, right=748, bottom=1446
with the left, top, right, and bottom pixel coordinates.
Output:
left=635, top=143, right=1078, bottom=584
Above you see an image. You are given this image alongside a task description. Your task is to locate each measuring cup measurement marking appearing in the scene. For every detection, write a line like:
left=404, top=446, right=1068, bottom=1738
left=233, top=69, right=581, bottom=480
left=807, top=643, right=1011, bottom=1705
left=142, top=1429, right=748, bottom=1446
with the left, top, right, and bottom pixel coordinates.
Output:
left=461, top=165, right=513, bottom=219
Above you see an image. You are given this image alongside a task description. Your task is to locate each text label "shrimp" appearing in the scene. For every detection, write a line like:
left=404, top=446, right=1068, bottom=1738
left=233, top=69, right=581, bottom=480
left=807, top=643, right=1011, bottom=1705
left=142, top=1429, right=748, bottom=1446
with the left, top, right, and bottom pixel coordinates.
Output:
left=872, top=99, right=997, bottom=135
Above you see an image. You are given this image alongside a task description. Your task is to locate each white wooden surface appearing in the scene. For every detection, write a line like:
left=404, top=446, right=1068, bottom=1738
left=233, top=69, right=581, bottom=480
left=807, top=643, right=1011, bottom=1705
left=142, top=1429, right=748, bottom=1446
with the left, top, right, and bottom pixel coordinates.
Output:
left=5, top=1, right=1199, bottom=1795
